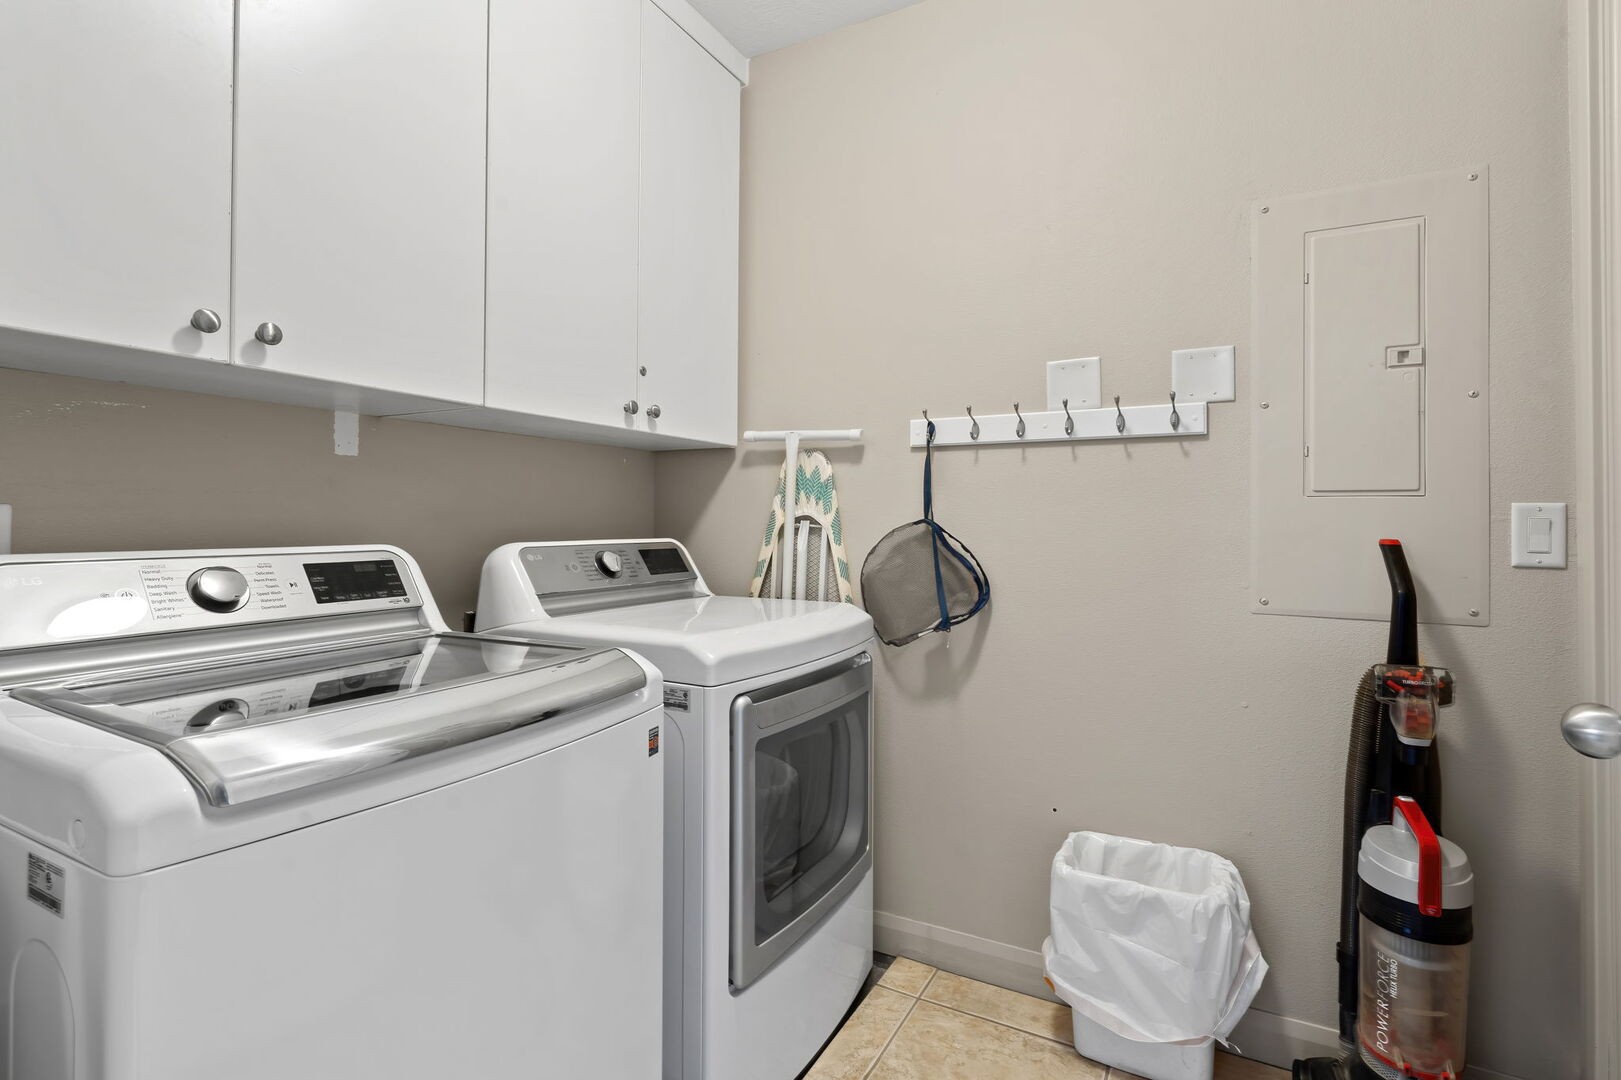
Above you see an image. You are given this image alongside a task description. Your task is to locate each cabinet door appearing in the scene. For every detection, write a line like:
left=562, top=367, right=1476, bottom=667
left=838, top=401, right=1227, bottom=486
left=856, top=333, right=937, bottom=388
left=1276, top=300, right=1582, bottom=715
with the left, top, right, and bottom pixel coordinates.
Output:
left=233, top=0, right=487, bottom=404
left=637, top=1, right=741, bottom=446
left=486, top=0, right=640, bottom=427
left=0, top=0, right=233, bottom=362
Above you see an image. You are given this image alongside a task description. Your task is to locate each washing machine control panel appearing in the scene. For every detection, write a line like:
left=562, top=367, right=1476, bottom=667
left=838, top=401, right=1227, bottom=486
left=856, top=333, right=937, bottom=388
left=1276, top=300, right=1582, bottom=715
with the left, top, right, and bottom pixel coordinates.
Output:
left=520, top=541, right=698, bottom=601
left=0, top=550, right=423, bottom=650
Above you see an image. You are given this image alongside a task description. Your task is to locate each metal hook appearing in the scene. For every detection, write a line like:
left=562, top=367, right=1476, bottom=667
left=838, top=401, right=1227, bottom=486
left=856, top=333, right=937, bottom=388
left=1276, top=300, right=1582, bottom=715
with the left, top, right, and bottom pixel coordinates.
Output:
left=1013, top=402, right=1026, bottom=438
left=1169, top=390, right=1181, bottom=432
left=1062, top=398, right=1074, bottom=437
left=966, top=405, right=979, bottom=441
left=923, top=408, right=934, bottom=444
left=1114, top=396, right=1126, bottom=435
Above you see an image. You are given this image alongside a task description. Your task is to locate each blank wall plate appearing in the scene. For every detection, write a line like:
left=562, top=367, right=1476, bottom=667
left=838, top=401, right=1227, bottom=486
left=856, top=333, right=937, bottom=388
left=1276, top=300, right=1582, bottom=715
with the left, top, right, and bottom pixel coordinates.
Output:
left=1171, top=346, right=1236, bottom=402
left=1046, top=357, right=1101, bottom=411
left=333, top=410, right=360, bottom=457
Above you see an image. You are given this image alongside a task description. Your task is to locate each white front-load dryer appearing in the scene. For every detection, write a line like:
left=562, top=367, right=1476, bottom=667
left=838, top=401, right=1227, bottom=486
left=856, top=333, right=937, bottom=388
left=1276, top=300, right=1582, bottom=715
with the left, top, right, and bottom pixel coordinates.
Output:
left=477, top=539, right=876, bottom=1080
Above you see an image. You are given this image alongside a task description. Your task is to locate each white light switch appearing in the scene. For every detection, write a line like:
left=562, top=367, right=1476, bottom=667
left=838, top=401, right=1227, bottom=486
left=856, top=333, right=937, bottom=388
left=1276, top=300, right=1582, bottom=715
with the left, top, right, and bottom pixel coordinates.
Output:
left=1527, top=516, right=1553, bottom=554
left=1511, top=502, right=1567, bottom=568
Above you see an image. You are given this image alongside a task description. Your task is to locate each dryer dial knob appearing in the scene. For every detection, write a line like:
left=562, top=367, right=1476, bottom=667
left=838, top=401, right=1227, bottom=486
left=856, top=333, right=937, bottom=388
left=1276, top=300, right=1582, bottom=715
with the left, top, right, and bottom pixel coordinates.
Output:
left=595, top=551, right=624, bottom=578
left=187, top=567, right=251, bottom=613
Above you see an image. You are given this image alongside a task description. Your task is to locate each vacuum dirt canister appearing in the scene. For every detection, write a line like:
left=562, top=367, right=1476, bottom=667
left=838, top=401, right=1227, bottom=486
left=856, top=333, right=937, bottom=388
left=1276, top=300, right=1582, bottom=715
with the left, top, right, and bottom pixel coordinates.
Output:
left=1355, top=796, right=1474, bottom=1079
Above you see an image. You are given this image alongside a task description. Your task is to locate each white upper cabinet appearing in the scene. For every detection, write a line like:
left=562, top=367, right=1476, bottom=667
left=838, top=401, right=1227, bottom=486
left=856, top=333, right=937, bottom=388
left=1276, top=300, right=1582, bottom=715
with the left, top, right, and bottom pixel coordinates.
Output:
left=0, top=0, right=234, bottom=362
left=0, top=0, right=741, bottom=446
left=485, top=0, right=641, bottom=429
left=477, top=0, right=742, bottom=447
left=635, top=1, right=743, bottom=446
left=232, top=0, right=487, bottom=404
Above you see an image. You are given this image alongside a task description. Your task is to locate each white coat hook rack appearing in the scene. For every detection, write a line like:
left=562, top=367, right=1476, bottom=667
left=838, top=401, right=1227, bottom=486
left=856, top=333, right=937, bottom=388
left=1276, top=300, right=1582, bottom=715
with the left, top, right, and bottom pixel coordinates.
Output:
left=742, top=428, right=864, bottom=599
left=909, top=398, right=1205, bottom=448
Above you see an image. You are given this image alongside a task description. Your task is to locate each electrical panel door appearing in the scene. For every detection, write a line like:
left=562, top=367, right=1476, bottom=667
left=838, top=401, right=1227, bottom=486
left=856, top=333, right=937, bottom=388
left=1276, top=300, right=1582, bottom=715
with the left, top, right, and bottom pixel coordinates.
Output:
left=1252, top=170, right=1488, bottom=624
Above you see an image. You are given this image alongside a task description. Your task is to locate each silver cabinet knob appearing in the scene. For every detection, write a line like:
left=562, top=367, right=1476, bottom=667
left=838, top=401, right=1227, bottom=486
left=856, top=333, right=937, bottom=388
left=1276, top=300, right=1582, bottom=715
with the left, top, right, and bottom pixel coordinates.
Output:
left=255, top=322, right=284, bottom=346
left=623, top=400, right=639, bottom=415
left=190, top=308, right=222, bottom=334
left=1563, top=703, right=1621, bottom=759
left=646, top=405, right=662, bottom=420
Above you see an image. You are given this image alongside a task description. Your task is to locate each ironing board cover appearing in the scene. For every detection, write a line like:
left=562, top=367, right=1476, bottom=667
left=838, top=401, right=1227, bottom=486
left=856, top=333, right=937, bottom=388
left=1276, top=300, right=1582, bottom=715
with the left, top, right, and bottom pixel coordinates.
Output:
left=749, top=449, right=856, bottom=604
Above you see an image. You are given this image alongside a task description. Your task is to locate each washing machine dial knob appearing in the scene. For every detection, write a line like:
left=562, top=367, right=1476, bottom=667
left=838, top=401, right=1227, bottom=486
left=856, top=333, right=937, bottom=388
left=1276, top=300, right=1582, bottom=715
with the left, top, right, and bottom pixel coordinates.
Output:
left=187, top=567, right=251, bottom=613
left=595, top=550, right=624, bottom=578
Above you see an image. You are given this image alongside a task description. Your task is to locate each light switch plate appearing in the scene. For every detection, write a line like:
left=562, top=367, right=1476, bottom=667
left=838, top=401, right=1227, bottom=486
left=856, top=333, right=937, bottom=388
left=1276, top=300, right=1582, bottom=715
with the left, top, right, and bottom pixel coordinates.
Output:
left=1171, top=346, right=1236, bottom=402
left=1046, top=358, right=1101, bottom=411
left=0, top=505, right=11, bottom=556
left=1511, top=501, right=1567, bottom=568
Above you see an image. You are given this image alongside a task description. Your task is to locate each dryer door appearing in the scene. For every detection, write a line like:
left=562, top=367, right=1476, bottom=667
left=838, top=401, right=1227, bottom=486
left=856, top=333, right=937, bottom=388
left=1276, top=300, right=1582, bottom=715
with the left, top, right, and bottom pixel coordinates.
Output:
left=730, top=654, right=872, bottom=989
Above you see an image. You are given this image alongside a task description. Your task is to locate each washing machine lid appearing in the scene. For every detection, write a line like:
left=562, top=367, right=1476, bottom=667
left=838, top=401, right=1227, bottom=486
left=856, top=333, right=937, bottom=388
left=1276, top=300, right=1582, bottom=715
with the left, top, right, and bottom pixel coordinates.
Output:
left=509, top=595, right=874, bottom=686
left=11, top=632, right=646, bottom=807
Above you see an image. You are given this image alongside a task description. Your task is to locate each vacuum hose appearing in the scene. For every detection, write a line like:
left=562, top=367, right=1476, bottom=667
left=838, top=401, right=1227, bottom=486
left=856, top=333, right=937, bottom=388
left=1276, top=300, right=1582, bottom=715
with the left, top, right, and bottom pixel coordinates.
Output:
left=1335, top=666, right=1380, bottom=1056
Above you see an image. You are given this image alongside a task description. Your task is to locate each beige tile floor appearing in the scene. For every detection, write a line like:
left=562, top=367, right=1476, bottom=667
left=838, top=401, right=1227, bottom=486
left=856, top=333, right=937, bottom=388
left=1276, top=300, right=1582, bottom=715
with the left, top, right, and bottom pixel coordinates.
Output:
left=805, top=957, right=1288, bottom=1080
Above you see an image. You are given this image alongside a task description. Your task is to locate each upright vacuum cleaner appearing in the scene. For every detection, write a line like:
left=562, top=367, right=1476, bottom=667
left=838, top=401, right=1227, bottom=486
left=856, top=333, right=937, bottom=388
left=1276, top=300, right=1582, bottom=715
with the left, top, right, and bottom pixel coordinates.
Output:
left=1294, top=540, right=1475, bottom=1080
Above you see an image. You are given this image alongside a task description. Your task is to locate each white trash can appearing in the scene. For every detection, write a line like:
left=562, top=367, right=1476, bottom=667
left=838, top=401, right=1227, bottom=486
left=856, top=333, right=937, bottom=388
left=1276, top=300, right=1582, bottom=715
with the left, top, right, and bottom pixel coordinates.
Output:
left=1042, top=832, right=1269, bottom=1080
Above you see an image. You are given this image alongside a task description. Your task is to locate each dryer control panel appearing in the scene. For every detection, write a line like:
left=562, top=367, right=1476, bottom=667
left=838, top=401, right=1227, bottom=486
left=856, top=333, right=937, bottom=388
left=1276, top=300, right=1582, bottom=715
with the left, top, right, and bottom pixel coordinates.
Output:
left=521, top=541, right=697, bottom=596
left=0, top=550, right=422, bottom=650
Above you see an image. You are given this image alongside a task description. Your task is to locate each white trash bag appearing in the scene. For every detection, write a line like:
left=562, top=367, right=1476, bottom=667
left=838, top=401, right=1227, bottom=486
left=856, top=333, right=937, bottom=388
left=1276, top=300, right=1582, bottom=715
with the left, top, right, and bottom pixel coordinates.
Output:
left=1042, top=832, right=1268, bottom=1074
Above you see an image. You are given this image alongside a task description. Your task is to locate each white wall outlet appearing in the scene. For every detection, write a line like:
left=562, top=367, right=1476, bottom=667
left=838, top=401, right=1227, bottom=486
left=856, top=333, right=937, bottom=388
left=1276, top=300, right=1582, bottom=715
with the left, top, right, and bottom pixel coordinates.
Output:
left=0, top=505, right=10, bottom=556
left=1046, top=357, right=1101, bottom=411
left=1171, top=346, right=1236, bottom=402
left=1511, top=502, right=1567, bottom=568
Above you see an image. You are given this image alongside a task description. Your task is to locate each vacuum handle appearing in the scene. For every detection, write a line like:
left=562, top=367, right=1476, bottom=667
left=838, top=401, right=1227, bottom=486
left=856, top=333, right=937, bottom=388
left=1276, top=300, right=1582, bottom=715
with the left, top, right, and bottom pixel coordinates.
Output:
left=1393, top=796, right=1443, bottom=916
left=1379, top=539, right=1419, bottom=666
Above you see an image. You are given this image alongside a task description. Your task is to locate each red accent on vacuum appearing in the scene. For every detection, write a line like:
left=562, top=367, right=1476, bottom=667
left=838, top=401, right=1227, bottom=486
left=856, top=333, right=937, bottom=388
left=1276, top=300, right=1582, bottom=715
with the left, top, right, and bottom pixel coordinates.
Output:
left=1394, top=796, right=1444, bottom=917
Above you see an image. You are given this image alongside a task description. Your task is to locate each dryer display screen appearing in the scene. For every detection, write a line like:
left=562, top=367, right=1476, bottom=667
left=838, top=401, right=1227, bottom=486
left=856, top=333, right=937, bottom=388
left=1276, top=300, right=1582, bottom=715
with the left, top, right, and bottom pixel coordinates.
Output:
left=639, top=548, right=689, bottom=576
left=304, top=560, right=408, bottom=604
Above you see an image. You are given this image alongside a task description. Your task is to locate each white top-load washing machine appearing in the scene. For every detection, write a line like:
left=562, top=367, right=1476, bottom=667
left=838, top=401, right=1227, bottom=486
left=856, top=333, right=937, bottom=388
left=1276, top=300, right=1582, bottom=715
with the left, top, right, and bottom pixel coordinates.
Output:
left=0, top=546, right=664, bottom=1080
left=476, top=539, right=875, bottom=1080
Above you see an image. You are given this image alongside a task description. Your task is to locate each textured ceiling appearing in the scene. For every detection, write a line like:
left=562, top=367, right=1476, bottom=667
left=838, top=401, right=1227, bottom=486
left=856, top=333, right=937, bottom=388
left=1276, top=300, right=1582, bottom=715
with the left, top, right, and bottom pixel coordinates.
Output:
left=687, top=0, right=922, bottom=57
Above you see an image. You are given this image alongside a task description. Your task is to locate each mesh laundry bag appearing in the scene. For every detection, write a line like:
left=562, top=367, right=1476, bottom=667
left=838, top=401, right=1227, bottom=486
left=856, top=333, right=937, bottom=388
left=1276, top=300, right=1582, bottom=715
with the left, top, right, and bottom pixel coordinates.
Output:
left=860, top=420, right=989, bottom=646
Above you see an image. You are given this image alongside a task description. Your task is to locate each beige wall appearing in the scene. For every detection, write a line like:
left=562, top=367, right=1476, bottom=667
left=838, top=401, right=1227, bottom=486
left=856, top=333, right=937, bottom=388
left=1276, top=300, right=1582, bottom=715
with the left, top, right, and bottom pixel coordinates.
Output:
left=654, top=1, right=1579, bottom=1076
left=0, top=368, right=655, bottom=616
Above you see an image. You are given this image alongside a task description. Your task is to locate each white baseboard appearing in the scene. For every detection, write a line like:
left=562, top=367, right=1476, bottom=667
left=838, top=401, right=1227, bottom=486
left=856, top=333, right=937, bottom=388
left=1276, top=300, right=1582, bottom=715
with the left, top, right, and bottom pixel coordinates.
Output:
left=874, top=910, right=1521, bottom=1080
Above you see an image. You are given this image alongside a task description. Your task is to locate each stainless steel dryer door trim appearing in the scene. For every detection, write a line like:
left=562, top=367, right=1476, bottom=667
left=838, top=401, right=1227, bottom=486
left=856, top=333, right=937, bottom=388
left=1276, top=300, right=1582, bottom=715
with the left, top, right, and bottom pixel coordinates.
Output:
left=730, top=654, right=872, bottom=990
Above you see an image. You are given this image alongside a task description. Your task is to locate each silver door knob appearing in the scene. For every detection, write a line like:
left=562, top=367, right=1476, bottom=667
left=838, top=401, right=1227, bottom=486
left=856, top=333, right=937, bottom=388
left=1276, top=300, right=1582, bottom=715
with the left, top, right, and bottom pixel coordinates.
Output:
left=623, top=400, right=639, bottom=415
left=255, top=322, right=284, bottom=346
left=1563, top=703, right=1621, bottom=759
left=190, top=308, right=222, bottom=334
left=646, top=405, right=662, bottom=420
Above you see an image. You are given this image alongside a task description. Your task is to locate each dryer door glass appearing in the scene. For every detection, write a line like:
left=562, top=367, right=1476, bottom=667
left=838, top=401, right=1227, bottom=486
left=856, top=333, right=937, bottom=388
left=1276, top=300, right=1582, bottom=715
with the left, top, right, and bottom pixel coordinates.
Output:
left=731, top=654, right=872, bottom=989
